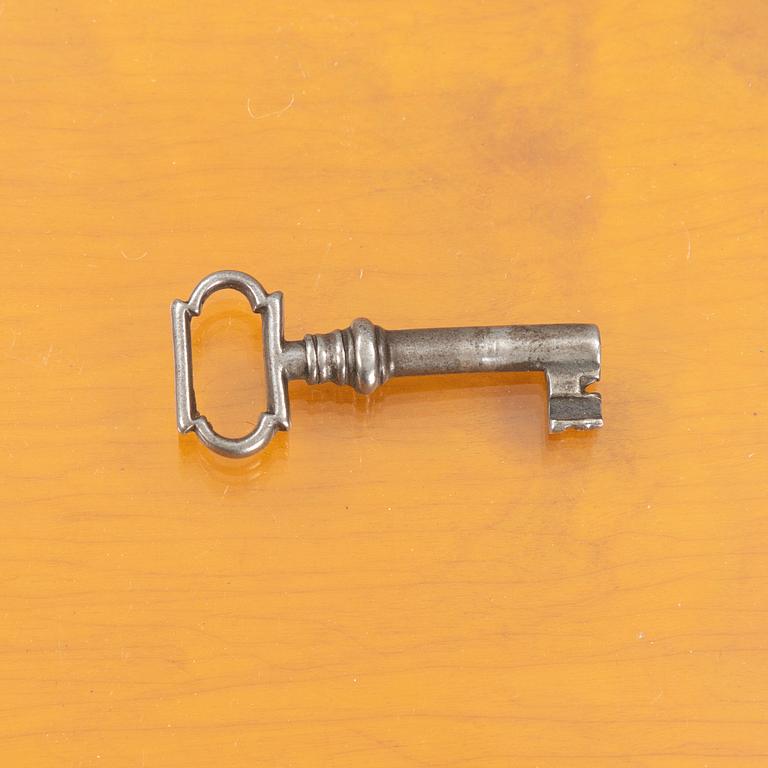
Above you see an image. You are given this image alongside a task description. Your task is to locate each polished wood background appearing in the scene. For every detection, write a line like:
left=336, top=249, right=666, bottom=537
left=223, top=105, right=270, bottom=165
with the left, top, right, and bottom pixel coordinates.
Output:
left=2, top=1, right=767, bottom=765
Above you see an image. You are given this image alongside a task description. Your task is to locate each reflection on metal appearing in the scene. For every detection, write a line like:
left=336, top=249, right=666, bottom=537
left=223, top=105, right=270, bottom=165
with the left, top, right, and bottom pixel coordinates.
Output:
left=172, top=270, right=602, bottom=457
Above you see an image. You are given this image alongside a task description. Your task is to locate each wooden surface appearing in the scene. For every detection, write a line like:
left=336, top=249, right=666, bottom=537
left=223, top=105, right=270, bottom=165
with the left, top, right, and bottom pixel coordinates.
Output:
left=2, top=1, right=767, bottom=765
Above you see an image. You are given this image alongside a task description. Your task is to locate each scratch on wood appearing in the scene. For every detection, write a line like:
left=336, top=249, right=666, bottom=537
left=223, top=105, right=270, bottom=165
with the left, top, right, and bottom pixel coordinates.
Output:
left=247, top=94, right=295, bottom=121
left=121, top=250, right=147, bottom=262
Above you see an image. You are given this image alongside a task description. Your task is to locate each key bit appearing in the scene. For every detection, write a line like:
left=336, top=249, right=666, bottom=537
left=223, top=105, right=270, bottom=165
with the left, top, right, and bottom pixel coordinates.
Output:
left=172, top=270, right=603, bottom=458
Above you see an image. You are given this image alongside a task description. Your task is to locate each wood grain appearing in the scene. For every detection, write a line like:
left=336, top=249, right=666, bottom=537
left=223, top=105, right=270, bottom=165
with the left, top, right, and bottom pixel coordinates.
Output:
left=1, top=1, right=767, bottom=765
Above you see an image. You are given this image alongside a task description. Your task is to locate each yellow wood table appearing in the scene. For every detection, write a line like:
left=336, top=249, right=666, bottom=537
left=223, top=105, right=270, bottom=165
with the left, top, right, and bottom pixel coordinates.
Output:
left=2, top=2, right=767, bottom=765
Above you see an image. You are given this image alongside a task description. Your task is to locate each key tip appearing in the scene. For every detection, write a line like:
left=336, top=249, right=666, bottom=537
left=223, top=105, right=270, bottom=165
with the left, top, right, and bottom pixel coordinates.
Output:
left=548, top=394, right=603, bottom=433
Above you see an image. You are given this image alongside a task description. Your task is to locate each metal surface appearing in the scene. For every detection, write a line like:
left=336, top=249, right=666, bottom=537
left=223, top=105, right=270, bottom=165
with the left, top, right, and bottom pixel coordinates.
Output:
left=172, top=270, right=603, bottom=457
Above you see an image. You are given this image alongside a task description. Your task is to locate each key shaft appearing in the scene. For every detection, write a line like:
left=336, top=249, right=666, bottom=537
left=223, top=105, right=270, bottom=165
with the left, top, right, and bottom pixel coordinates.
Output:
left=284, top=320, right=601, bottom=433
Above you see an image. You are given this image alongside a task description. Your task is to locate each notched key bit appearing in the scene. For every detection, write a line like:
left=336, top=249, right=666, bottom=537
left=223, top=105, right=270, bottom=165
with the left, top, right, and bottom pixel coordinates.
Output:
left=172, top=270, right=602, bottom=458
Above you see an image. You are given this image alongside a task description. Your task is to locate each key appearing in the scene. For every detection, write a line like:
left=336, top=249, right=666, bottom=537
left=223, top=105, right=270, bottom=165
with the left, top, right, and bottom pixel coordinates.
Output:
left=172, top=271, right=602, bottom=458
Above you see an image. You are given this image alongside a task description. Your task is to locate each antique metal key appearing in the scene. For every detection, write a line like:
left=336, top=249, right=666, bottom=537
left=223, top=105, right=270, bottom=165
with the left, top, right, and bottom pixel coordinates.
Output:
left=172, top=271, right=602, bottom=457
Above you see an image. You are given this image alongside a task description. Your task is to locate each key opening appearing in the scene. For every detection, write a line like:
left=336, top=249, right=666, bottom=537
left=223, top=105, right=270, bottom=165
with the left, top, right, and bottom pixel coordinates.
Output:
left=191, top=289, right=267, bottom=439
